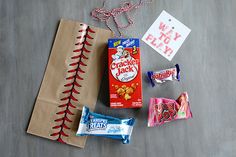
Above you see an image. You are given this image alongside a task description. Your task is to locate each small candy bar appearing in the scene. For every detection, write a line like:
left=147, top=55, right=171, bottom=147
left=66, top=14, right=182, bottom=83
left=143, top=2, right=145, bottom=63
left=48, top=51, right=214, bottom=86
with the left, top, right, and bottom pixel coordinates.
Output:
left=148, top=92, right=192, bottom=127
left=147, top=64, right=180, bottom=87
left=76, top=106, right=135, bottom=144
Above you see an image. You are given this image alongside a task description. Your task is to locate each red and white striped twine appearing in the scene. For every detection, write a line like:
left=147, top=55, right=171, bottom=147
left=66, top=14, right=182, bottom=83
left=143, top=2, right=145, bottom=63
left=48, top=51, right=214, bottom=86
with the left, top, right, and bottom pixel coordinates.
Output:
left=91, top=0, right=152, bottom=37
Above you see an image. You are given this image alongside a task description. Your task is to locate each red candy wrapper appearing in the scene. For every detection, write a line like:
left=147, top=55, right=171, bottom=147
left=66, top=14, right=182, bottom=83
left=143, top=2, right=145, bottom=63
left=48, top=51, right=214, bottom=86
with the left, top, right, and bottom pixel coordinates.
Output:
left=148, top=92, right=192, bottom=127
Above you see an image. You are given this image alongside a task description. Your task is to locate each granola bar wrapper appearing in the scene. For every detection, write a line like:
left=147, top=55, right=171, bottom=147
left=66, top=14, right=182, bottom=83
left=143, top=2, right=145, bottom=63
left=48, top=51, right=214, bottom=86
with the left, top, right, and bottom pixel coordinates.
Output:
left=148, top=92, right=192, bottom=127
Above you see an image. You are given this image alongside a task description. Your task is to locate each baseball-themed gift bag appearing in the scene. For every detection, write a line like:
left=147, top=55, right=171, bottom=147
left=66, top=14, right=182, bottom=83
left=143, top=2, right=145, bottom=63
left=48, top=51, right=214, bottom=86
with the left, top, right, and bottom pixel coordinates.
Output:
left=27, top=19, right=113, bottom=148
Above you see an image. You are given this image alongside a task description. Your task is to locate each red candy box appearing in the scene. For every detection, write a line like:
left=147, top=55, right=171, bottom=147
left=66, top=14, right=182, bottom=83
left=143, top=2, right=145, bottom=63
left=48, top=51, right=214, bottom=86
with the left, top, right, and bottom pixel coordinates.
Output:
left=108, top=38, right=142, bottom=108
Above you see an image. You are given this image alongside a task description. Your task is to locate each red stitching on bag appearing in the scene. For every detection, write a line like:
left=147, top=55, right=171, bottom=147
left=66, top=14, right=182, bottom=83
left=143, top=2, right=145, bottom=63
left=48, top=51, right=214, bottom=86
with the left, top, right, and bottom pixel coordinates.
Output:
left=74, top=81, right=82, bottom=88
left=75, top=42, right=83, bottom=46
left=68, top=69, right=77, bottom=73
left=73, top=49, right=82, bottom=53
left=50, top=25, right=95, bottom=144
left=82, top=47, right=91, bottom=53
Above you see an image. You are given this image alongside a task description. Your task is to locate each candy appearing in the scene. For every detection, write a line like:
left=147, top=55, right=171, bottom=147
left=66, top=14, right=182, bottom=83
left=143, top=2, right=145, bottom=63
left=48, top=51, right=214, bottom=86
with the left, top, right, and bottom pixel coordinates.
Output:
left=148, top=92, right=192, bottom=127
left=147, top=64, right=180, bottom=87
left=76, top=106, right=135, bottom=144
left=108, top=38, right=142, bottom=108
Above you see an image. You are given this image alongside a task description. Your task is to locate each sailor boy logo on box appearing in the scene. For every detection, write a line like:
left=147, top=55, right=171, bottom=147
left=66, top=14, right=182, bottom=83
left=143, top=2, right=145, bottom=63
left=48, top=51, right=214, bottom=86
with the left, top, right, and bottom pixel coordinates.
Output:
left=109, top=39, right=139, bottom=82
left=87, top=118, right=108, bottom=131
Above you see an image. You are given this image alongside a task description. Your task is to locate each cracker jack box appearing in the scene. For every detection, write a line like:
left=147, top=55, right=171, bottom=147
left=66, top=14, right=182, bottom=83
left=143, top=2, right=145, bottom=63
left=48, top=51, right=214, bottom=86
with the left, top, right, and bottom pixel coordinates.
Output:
left=108, top=38, right=142, bottom=108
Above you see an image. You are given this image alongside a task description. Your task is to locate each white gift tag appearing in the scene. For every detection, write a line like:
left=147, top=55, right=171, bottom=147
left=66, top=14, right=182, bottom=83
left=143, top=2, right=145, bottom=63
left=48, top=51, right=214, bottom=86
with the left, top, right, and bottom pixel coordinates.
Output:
left=142, top=10, right=191, bottom=61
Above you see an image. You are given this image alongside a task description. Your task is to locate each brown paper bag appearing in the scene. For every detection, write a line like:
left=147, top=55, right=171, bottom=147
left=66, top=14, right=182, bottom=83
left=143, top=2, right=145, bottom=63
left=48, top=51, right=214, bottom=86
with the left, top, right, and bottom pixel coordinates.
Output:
left=27, top=19, right=113, bottom=148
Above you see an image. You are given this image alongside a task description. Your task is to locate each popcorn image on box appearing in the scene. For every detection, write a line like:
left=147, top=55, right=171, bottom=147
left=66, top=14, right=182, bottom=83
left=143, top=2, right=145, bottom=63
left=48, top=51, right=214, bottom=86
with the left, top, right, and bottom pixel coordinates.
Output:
left=108, top=38, right=142, bottom=108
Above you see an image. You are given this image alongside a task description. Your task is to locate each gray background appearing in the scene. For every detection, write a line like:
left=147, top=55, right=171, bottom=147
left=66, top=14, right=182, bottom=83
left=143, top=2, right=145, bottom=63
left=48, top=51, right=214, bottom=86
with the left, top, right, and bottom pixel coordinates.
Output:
left=0, top=0, right=236, bottom=157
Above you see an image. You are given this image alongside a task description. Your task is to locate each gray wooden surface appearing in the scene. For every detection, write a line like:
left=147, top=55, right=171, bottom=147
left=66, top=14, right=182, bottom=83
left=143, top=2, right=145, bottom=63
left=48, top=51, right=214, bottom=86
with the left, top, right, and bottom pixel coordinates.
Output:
left=0, top=0, right=236, bottom=156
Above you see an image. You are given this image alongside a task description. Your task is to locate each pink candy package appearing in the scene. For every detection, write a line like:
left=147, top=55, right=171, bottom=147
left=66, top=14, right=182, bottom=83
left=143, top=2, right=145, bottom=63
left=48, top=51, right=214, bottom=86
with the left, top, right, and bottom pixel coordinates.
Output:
left=148, top=92, right=192, bottom=127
